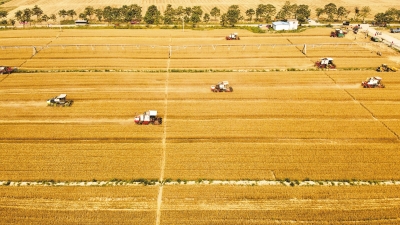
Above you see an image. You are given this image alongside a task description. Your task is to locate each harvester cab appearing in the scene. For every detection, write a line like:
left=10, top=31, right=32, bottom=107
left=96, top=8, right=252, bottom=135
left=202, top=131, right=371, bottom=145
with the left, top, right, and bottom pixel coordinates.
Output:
left=226, top=33, right=240, bottom=40
left=0, top=66, right=15, bottom=75
left=361, top=77, right=385, bottom=88
left=315, top=57, right=336, bottom=69
left=134, top=110, right=162, bottom=125
left=47, top=94, right=74, bottom=106
left=211, top=81, right=233, bottom=92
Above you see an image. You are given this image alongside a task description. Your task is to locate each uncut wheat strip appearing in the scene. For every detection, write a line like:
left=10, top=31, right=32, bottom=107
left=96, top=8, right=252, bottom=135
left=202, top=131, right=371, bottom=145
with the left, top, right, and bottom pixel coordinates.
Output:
left=0, top=186, right=158, bottom=209
left=347, top=90, right=400, bottom=101
left=168, top=58, right=312, bottom=69
left=167, top=119, right=396, bottom=140
left=164, top=142, right=400, bottom=180
left=22, top=58, right=169, bottom=69
left=0, top=123, right=163, bottom=140
left=0, top=143, right=162, bottom=181
left=166, top=101, right=372, bottom=119
left=168, top=89, right=352, bottom=101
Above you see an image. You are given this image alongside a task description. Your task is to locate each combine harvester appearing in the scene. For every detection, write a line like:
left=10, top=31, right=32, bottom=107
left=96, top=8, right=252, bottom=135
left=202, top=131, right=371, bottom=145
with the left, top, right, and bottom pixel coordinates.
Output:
left=315, top=57, right=336, bottom=69
left=361, top=77, right=385, bottom=88
left=134, top=110, right=162, bottom=125
left=47, top=94, right=74, bottom=106
left=211, top=81, right=233, bottom=92
left=376, top=64, right=398, bottom=72
left=226, top=33, right=240, bottom=40
left=0, top=66, right=16, bottom=75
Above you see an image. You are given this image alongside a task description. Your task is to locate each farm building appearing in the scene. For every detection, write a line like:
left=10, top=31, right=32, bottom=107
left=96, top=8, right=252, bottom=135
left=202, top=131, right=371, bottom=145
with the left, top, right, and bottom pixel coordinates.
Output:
left=272, top=19, right=298, bottom=31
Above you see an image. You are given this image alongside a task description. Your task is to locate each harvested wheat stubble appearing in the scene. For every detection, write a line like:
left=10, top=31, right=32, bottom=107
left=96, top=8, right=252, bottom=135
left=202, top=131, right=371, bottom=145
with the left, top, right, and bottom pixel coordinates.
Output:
left=164, top=142, right=400, bottom=180
left=0, top=186, right=157, bottom=224
left=161, top=185, right=400, bottom=224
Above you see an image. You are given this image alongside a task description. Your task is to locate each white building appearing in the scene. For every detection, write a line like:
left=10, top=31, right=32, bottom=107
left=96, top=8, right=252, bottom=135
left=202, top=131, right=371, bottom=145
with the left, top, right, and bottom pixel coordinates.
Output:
left=272, top=19, right=298, bottom=31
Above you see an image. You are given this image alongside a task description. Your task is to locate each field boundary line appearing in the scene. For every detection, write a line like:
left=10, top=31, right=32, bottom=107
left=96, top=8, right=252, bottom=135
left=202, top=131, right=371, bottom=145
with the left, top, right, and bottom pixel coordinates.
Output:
left=155, top=49, right=170, bottom=225
left=2, top=180, right=400, bottom=187
left=343, top=89, right=399, bottom=140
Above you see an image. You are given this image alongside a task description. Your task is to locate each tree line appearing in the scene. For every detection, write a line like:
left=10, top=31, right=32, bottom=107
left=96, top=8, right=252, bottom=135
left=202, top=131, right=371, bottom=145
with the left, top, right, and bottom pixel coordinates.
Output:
left=1, top=1, right=400, bottom=27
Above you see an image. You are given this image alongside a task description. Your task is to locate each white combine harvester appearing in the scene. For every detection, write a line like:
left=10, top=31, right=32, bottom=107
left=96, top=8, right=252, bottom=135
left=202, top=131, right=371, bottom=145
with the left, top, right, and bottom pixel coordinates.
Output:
left=47, top=94, right=74, bottom=106
left=211, top=81, right=233, bottom=92
left=134, top=110, right=163, bottom=125
left=315, top=57, right=336, bottom=69
left=226, top=33, right=240, bottom=40
left=361, top=77, right=385, bottom=88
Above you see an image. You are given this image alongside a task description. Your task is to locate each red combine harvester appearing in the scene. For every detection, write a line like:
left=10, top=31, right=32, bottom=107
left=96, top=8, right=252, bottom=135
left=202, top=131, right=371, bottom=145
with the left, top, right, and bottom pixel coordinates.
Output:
left=0, top=66, right=15, bottom=74
left=361, top=77, right=385, bottom=88
left=134, top=110, right=162, bottom=125
left=211, top=81, right=233, bottom=92
left=315, top=57, right=336, bottom=69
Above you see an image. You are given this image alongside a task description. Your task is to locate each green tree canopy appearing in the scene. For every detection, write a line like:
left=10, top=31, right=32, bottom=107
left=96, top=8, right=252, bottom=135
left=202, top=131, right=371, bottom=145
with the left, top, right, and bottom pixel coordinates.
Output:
left=144, top=5, right=161, bottom=25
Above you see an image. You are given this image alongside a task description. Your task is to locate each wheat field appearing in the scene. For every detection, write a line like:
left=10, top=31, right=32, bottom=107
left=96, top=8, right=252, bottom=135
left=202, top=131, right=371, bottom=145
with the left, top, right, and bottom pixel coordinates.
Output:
left=1, top=27, right=400, bottom=223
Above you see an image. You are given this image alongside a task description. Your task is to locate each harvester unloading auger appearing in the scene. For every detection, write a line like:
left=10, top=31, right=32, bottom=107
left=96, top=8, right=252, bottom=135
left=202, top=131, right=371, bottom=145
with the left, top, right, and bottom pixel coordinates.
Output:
left=134, top=110, right=162, bottom=125
left=47, top=94, right=74, bottom=106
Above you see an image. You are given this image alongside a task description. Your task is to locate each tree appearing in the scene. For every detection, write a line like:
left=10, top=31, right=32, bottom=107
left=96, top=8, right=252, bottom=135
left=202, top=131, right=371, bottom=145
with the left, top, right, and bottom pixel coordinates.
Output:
left=50, top=14, right=57, bottom=23
left=79, top=13, right=87, bottom=20
left=103, top=6, right=121, bottom=25
left=32, top=5, right=43, bottom=21
left=354, top=7, right=360, bottom=20
left=0, top=10, right=7, bottom=19
left=94, top=9, right=103, bottom=21
left=144, top=5, right=161, bottom=25
left=163, top=4, right=175, bottom=24
left=315, top=8, right=324, bottom=19
left=84, top=6, right=95, bottom=20
left=255, top=4, right=267, bottom=21
left=384, top=8, right=397, bottom=22
left=225, top=5, right=241, bottom=26
left=336, top=6, right=349, bottom=21
left=264, top=4, right=276, bottom=23
left=67, top=9, right=76, bottom=20
left=219, top=13, right=228, bottom=26
left=295, top=5, right=311, bottom=24
left=245, top=9, right=255, bottom=21
left=374, top=12, right=392, bottom=24
left=276, top=1, right=297, bottom=20
left=120, top=4, right=142, bottom=23
left=210, top=7, right=220, bottom=21
left=58, top=9, right=67, bottom=20
left=324, top=3, right=337, bottom=21
left=41, top=14, right=49, bottom=23
left=190, top=13, right=201, bottom=27
left=203, top=13, right=210, bottom=23
left=190, top=6, right=203, bottom=26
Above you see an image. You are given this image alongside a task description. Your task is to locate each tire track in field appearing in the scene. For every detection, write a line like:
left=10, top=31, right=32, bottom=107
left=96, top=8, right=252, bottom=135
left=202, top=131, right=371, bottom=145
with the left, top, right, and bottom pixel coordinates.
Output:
left=156, top=47, right=170, bottom=225
left=325, top=72, right=400, bottom=140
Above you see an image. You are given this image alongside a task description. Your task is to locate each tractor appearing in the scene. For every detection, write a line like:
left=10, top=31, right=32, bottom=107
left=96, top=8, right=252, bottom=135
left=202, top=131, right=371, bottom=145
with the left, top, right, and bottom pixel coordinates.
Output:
left=211, top=81, right=233, bottom=92
left=361, top=77, right=385, bottom=88
left=226, top=33, right=240, bottom=40
left=47, top=94, right=74, bottom=106
left=315, top=58, right=336, bottom=69
left=134, top=110, right=162, bottom=125
left=376, top=64, right=398, bottom=72
left=0, top=66, right=15, bottom=75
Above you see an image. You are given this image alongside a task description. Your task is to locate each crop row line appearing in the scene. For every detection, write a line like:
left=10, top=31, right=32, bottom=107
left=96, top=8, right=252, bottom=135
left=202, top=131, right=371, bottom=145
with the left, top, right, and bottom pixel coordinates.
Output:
left=2, top=179, right=400, bottom=187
